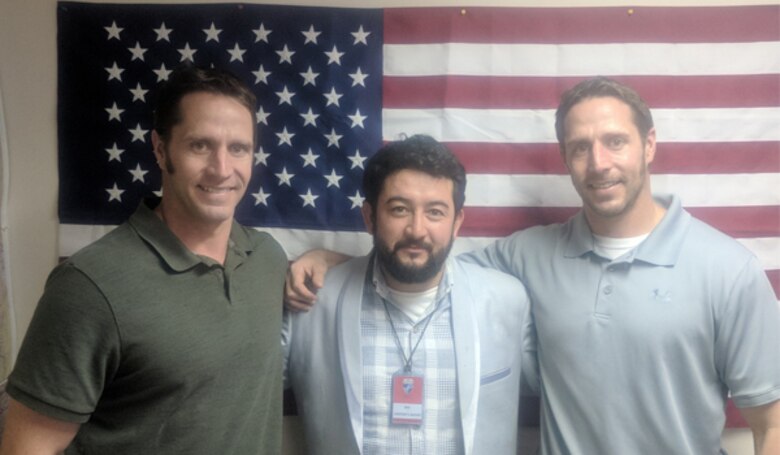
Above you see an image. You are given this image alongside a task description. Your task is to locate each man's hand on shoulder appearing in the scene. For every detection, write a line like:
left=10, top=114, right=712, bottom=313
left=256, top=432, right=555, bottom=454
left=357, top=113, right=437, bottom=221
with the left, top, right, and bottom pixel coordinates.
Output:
left=284, top=249, right=352, bottom=312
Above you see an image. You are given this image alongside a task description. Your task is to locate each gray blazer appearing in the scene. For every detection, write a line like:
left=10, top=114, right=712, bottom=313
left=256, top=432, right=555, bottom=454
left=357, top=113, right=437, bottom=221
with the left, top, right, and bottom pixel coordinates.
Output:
left=283, top=255, right=535, bottom=455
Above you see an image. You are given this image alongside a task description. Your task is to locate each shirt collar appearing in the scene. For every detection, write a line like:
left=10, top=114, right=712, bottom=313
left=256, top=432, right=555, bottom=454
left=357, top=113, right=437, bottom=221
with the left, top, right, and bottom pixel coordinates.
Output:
left=128, top=199, right=252, bottom=272
left=563, top=194, right=690, bottom=266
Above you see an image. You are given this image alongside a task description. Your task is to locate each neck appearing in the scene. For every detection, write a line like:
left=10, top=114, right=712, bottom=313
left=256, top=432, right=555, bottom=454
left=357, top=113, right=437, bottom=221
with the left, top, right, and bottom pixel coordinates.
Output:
left=156, top=204, right=232, bottom=264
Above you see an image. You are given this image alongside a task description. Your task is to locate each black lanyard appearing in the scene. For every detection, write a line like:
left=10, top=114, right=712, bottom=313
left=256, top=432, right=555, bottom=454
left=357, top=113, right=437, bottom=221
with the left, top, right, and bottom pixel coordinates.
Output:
left=382, top=297, right=438, bottom=373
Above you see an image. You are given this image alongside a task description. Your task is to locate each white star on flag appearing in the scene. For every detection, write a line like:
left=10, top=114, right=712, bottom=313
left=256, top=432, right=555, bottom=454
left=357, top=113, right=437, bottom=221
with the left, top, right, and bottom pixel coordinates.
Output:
left=153, top=63, right=172, bottom=82
left=254, top=147, right=270, bottom=166
left=300, top=148, right=320, bottom=167
left=129, top=164, right=149, bottom=183
left=104, top=21, right=123, bottom=40
left=178, top=43, right=197, bottom=62
left=276, top=86, right=296, bottom=105
left=276, top=127, right=295, bottom=146
left=349, top=67, right=368, bottom=87
left=323, top=87, right=343, bottom=107
left=106, top=183, right=125, bottom=202
left=252, top=188, right=271, bottom=206
left=130, top=83, right=148, bottom=102
left=348, top=109, right=367, bottom=128
left=256, top=106, right=270, bottom=125
left=300, top=108, right=319, bottom=127
left=348, top=191, right=366, bottom=208
left=324, top=128, right=343, bottom=148
left=227, top=43, right=246, bottom=62
left=300, top=188, right=319, bottom=208
left=105, top=102, right=124, bottom=122
left=105, top=143, right=124, bottom=162
left=153, top=22, right=172, bottom=41
left=302, top=25, right=321, bottom=44
left=252, top=65, right=271, bottom=85
left=275, top=167, right=295, bottom=186
left=276, top=45, right=295, bottom=64
left=351, top=25, right=370, bottom=45
left=324, top=45, right=345, bottom=65
left=348, top=150, right=367, bottom=169
left=300, top=66, right=319, bottom=86
left=128, top=42, right=147, bottom=61
left=104, top=62, right=124, bottom=81
left=253, top=23, right=271, bottom=43
left=129, top=124, right=148, bottom=143
left=203, top=22, right=222, bottom=42
left=324, top=169, right=344, bottom=188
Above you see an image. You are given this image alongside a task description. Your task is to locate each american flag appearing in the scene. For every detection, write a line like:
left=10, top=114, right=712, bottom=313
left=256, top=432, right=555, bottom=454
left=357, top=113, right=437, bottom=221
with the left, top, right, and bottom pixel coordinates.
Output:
left=57, top=4, right=778, bottom=297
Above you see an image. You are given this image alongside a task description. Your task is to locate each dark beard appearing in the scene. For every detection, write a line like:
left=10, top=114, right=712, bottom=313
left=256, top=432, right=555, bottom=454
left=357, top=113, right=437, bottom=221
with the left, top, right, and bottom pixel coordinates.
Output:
left=374, top=236, right=453, bottom=284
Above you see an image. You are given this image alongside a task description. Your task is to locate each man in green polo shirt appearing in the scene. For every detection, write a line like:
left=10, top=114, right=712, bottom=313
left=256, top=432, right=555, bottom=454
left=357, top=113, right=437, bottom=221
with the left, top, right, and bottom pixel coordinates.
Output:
left=0, top=66, right=287, bottom=454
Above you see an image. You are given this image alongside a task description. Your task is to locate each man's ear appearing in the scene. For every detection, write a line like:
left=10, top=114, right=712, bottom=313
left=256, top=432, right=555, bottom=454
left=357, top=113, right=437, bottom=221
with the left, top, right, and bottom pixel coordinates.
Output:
left=452, top=209, right=465, bottom=239
left=644, top=127, right=657, bottom=166
left=151, top=131, right=166, bottom=172
left=361, top=202, right=375, bottom=235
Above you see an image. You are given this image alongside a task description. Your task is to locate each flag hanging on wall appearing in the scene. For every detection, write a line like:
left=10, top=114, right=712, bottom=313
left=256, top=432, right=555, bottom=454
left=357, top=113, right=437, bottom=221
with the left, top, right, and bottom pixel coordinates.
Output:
left=57, top=3, right=778, bottom=296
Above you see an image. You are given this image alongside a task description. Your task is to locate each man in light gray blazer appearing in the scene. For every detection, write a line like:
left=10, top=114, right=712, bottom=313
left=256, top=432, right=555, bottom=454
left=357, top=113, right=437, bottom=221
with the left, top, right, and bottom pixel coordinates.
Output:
left=283, top=135, right=536, bottom=455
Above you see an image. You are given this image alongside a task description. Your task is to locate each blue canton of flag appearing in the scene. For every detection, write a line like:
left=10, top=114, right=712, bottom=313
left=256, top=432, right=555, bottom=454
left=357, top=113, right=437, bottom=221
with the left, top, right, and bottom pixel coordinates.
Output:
left=57, top=2, right=382, bottom=233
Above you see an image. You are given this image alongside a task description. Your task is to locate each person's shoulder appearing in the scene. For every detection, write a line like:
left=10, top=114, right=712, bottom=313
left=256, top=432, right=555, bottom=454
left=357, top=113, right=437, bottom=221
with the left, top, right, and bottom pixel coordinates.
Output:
left=684, top=215, right=755, bottom=261
left=454, top=258, right=529, bottom=299
left=67, top=221, right=138, bottom=265
left=323, top=255, right=370, bottom=287
left=241, top=226, right=287, bottom=260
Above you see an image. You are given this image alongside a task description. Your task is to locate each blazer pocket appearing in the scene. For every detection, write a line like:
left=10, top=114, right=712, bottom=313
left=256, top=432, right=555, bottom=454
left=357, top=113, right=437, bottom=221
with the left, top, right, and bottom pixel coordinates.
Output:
left=480, top=366, right=511, bottom=386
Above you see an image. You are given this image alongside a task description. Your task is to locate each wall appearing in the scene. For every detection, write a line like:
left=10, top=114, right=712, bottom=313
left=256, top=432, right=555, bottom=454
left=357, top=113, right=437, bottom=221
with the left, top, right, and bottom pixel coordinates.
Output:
left=0, top=1, right=772, bottom=453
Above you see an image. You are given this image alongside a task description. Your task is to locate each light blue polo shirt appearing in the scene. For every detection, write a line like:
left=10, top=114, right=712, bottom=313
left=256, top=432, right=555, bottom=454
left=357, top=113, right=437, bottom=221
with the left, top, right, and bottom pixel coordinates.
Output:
left=464, top=194, right=780, bottom=454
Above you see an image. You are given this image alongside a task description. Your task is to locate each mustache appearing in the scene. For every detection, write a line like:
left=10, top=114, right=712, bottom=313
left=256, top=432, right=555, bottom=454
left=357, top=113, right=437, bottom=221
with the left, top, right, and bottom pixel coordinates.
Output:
left=392, top=238, right=433, bottom=254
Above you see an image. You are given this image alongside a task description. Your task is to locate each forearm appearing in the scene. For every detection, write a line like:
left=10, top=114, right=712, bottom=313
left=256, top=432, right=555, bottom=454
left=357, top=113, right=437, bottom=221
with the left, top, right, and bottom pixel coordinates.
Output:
left=0, top=399, right=79, bottom=455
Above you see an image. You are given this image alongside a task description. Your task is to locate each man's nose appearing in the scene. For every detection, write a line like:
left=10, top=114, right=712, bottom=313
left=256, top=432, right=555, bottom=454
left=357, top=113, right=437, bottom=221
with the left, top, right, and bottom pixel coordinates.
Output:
left=405, top=212, right=426, bottom=238
left=589, top=141, right=612, bottom=171
left=208, top=148, right=231, bottom=177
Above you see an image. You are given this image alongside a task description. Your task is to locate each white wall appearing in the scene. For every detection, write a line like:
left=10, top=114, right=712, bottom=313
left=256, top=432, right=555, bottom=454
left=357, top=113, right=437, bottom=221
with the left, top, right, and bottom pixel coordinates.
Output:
left=0, top=1, right=771, bottom=453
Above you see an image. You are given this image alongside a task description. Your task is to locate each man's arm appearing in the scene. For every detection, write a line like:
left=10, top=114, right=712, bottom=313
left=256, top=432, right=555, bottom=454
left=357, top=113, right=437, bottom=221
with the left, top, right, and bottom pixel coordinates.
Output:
left=284, top=249, right=351, bottom=312
left=741, top=399, right=780, bottom=455
left=0, top=399, right=79, bottom=455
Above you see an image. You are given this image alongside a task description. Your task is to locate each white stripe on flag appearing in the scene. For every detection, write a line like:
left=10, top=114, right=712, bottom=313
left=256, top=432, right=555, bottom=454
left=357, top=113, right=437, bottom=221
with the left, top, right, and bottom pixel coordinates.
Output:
left=383, top=107, right=780, bottom=143
left=384, top=42, right=780, bottom=77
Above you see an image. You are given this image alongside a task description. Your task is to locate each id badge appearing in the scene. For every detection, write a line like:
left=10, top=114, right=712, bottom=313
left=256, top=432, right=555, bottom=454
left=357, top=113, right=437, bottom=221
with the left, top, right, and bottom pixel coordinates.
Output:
left=391, top=370, right=424, bottom=425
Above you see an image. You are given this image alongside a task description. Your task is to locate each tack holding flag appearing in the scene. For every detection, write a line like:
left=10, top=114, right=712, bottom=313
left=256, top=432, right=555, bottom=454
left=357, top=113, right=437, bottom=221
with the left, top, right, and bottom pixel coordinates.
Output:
left=57, top=3, right=778, bottom=297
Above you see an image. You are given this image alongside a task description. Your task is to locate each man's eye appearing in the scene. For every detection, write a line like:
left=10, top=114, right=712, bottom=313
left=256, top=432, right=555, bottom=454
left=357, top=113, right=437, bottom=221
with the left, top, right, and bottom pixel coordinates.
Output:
left=569, top=143, right=589, bottom=155
left=230, top=144, right=250, bottom=155
left=191, top=141, right=208, bottom=152
left=607, top=137, right=626, bottom=148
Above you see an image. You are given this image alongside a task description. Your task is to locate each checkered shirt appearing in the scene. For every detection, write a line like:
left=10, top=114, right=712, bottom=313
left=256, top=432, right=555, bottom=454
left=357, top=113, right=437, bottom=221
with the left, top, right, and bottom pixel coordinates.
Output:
left=360, top=257, right=463, bottom=455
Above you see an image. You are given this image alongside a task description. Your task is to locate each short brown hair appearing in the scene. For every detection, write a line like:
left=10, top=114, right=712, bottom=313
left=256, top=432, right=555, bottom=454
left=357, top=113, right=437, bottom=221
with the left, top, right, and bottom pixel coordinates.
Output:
left=555, top=77, right=653, bottom=148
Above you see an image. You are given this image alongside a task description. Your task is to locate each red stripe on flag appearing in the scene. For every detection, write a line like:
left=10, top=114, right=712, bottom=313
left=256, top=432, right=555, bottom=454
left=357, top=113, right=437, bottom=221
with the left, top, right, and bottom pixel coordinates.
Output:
left=384, top=75, right=780, bottom=109
left=384, top=6, right=779, bottom=44
left=686, top=206, right=780, bottom=239
left=450, top=142, right=780, bottom=175
left=460, top=206, right=780, bottom=239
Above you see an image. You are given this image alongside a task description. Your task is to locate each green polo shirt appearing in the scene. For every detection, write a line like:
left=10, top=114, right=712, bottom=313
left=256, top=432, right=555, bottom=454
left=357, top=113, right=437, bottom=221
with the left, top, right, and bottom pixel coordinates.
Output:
left=8, top=201, right=287, bottom=454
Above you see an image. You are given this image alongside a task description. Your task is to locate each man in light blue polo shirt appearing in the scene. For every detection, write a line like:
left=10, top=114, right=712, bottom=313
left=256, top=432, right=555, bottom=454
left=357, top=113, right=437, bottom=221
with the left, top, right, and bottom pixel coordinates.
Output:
left=286, top=77, right=780, bottom=454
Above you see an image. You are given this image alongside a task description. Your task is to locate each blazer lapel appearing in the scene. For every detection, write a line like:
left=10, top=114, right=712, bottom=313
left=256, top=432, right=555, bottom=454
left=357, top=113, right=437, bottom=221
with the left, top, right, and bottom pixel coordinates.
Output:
left=450, top=260, right=480, bottom=455
left=337, top=255, right=371, bottom=454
